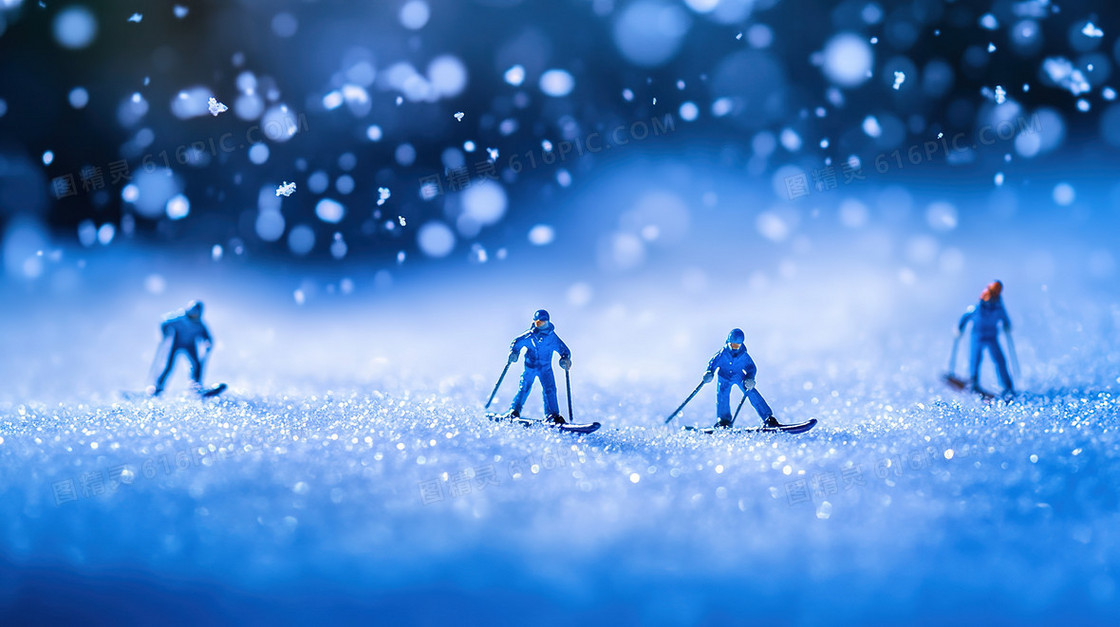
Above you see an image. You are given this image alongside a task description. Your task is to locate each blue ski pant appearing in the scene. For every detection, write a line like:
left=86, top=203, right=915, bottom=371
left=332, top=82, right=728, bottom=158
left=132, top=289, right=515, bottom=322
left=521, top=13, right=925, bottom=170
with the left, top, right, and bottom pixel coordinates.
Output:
left=717, top=377, right=773, bottom=421
left=510, top=366, right=560, bottom=417
left=969, top=336, right=1013, bottom=393
left=157, top=343, right=204, bottom=390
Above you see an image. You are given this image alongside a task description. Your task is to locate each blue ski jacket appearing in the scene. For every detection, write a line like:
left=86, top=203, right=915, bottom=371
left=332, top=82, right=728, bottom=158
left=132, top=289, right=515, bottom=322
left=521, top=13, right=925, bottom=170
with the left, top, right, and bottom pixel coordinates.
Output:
left=958, top=298, right=1011, bottom=340
left=161, top=313, right=212, bottom=348
left=510, top=322, right=570, bottom=370
left=706, top=345, right=758, bottom=382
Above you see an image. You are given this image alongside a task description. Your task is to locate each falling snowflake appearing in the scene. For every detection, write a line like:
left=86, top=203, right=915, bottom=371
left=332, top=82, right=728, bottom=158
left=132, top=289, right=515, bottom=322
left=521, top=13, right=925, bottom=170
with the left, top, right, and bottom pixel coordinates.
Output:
left=454, top=112, right=465, bottom=122
left=504, top=65, right=526, bottom=87
left=276, top=181, right=297, bottom=197
left=1082, top=22, right=1104, bottom=38
left=1041, top=58, right=1091, bottom=96
left=988, top=42, right=997, bottom=53
left=981, top=86, right=1008, bottom=104
left=128, top=13, right=143, bottom=23
left=208, top=97, right=228, bottom=117
left=377, top=187, right=391, bottom=206
left=173, top=5, right=189, bottom=18
left=892, top=72, right=906, bottom=90
left=486, top=147, right=499, bottom=162
left=398, top=216, right=407, bottom=226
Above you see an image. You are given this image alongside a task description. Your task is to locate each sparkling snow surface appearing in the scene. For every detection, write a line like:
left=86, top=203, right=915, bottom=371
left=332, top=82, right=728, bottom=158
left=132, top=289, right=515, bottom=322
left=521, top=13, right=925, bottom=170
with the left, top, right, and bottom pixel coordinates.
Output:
left=1, top=251, right=1118, bottom=624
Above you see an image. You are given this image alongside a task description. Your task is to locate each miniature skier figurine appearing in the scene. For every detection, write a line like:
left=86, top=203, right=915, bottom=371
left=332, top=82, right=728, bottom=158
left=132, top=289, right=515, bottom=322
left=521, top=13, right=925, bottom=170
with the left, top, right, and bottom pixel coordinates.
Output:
left=704, top=328, right=780, bottom=429
left=504, top=309, right=572, bottom=424
left=148, top=300, right=218, bottom=397
left=957, top=280, right=1015, bottom=397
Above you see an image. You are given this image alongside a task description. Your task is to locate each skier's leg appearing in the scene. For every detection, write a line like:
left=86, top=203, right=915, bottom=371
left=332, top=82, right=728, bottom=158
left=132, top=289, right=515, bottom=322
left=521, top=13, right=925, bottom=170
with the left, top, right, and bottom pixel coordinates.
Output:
left=715, top=378, right=732, bottom=422
left=186, top=345, right=204, bottom=388
left=154, top=347, right=179, bottom=395
left=539, top=368, right=560, bottom=417
left=509, top=368, right=535, bottom=415
left=988, top=339, right=1014, bottom=394
left=968, top=337, right=983, bottom=390
left=746, top=388, right=775, bottom=422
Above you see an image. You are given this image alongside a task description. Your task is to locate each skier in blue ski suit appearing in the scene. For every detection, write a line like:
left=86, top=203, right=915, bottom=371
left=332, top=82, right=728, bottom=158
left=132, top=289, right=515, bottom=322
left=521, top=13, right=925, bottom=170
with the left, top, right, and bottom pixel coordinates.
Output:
left=506, top=310, right=571, bottom=423
left=958, top=280, right=1014, bottom=396
left=152, top=300, right=213, bottom=396
left=704, top=328, right=779, bottom=428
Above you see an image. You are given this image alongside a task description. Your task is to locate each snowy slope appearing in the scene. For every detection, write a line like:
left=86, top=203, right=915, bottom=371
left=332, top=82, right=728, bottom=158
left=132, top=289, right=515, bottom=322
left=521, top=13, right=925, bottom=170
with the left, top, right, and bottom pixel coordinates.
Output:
left=1, top=246, right=1118, bottom=625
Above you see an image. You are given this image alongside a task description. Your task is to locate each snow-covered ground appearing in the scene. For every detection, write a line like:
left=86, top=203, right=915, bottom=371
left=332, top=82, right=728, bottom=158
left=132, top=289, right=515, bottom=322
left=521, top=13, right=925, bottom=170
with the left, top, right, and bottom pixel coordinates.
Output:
left=1, top=243, right=1118, bottom=624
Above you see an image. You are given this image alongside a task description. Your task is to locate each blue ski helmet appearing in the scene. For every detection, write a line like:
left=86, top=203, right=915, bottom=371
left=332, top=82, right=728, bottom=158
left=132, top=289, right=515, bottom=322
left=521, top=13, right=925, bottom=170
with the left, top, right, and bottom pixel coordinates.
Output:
left=533, top=309, right=550, bottom=322
left=726, top=328, right=745, bottom=345
left=186, top=300, right=204, bottom=318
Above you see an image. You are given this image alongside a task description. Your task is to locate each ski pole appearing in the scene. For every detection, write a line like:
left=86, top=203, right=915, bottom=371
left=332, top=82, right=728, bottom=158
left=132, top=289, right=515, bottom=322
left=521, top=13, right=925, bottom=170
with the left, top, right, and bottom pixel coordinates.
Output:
left=484, top=360, right=512, bottom=409
left=147, top=336, right=172, bottom=387
left=565, top=368, right=574, bottom=422
left=665, top=379, right=707, bottom=424
left=947, top=332, right=961, bottom=377
left=729, top=390, right=749, bottom=427
left=200, top=342, right=212, bottom=376
left=1005, top=329, right=1021, bottom=378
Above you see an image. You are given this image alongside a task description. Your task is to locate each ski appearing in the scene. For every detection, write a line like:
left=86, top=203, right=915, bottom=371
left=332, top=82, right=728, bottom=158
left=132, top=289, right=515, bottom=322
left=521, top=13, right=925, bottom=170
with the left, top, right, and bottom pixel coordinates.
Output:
left=119, top=383, right=227, bottom=401
left=684, top=418, right=818, bottom=435
left=200, top=383, right=228, bottom=398
left=941, top=374, right=996, bottom=401
left=486, top=412, right=601, bottom=435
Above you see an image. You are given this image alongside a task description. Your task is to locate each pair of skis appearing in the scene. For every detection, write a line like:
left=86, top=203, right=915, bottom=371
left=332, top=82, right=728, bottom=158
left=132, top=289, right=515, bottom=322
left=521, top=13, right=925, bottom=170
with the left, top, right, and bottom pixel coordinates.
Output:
left=484, top=359, right=602, bottom=434
left=122, top=338, right=227, bottom=401
left=664, top=378, right=818, bottom=435
left=941, top=329, right=1019, bottom=401
left=120, top=383, right=228, bottom=401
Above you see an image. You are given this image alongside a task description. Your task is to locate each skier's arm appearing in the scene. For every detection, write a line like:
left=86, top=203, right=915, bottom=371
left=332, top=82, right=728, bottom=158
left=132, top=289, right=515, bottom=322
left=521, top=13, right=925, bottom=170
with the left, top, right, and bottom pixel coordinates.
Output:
left=555, top=336, right=572, bottom=370
left=160, top=319, right=173, bottom=338
left=508, top=335, right=526, bottom=362
left=200, top=324, right=212, bottom=344
left=703, top=351, right=720, bottom=383
left=999, top=304, right=1012, bottom=333
left=957, top=306, right=975, bottom=335
left=742, top=356, right=758, bottom=380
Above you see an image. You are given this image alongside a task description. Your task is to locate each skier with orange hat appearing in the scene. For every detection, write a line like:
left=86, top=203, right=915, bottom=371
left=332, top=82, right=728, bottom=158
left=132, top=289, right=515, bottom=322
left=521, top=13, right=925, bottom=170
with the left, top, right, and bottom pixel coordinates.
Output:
left=956, top=280, right=1014, bottom=398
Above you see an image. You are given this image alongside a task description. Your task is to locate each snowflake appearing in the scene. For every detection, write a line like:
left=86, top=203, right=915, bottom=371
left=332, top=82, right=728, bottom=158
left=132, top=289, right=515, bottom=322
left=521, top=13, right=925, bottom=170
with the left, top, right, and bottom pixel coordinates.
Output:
left=1082, top=22, right=1103, bottom=38
left=486, top=147, right=499, bottom=162
left=1042, top=58, right=1091, bottom=96
left=892, top=72, right=906, bottom=90
left=398, top=216, right=407, bottom=226
left=128, top=13, right=142, bottom=23
left=276, top=181, right=297, bottom=197
left=377, top=187, right=391, bottom=206
left=208, top=97, right=228, bottom=117
left=981, top=86, right=1008, bottom=104
left=454, top=112, right=465, bottom=122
